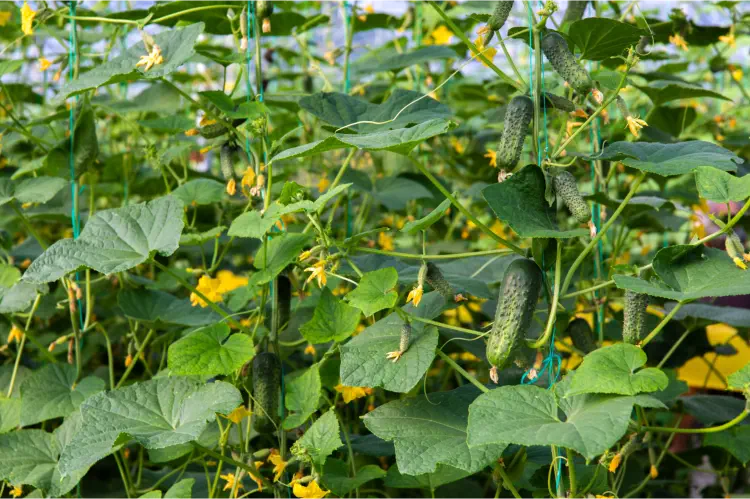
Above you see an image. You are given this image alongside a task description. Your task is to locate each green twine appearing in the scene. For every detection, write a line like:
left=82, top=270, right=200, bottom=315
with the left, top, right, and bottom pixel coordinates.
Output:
left=343, top=1, right=353, bottom=236
left=588, top=60, right=604, bottom=344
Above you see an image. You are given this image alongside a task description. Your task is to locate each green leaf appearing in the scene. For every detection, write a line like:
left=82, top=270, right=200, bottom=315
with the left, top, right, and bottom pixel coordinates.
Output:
left=374, top=177, right=434, bottom=211
left=567, top=18, right=645, bottom=61
left=180, top=226, right=225, bottom=246
left=168, top=324, right=254, bottom=376
left=0, top=281, right=45, bottom=313
left=23, top=196, right=185, bottom=284
left=164, top=478, right=195, bottom=498
left=483, top=165, right=588, bottom=238
left=400, top=198, right=452, bottom=234
left=592, top=141, right=742, bottom=176
left=271, top=119, right=455, bottom=162
left=615, top=245, right=750, bottom=301
left=384, top=464, right=471, bottom=489
left=322, top=459, right=386, bottom=496
left=172, top=179, right=226, bottom=206
left=57, top=23, right=205, bottom=99
left=284, top=364, right=322, bottom=430
left=118, top=289, right=221, bottom=328
left=0, top=264, right=20, bottom=288
left=301, top=288, right=361, bottom=344
left=20, top=364, right=105, bottom=426
left=228, top=211, right=280, bottom=239
left=250, top=232, right=312, bottom=285
left=291, top=410, right=342, bottom=470
left=364, top=385, right=506, bottom=475
left=139, top=114, right=196, bottom=133
left=346, top=268, right=399, bottom=317
left=567, top=344, right=668, bottom=397
left=339, top=292, right=443, bottom=393
left=704, top=426, right=750, bottom=464
left=299, top=89, right=452, bottom=133
left=669, top=302, right=750, bottom=328
left=45, top=100, right=99, bottom=178
left=635, top=81, right=731, bottom=107
left=356, top=46, right=457, bottom=73
left=13, top=177, right=67, bottom=205
left=59, top=377, right=241, bottom=477
left=694, top=166, right=750, bottom=203
left=727, top=362, right=750, bottom=391
left=467, top=377, right=665, bottom=460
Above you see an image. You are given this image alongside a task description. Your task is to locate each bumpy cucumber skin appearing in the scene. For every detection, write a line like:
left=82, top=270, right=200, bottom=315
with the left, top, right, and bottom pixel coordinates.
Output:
left=199, top=123, right=227, bottom=139
left=399, top=323, right=412, bottom=353
left=257, top=0, right=273, bottom=19
left=562, top=0, right=588, bottom=24
left=488, top=1, right=514, bottom=30
left=486, top=258, right=543, bottom=369
left=497, top=95, right=533, bottom=169
left=567, top=318, right=596, bottom=354
left=220, top=143, right=234, bottom=180
left=252, top=352, right=281, bottom=434
left=623, top=291, right=648, bottom=344
left=553, top=170, right=591, bottom=223
left=425, top=262, right=454, bottom=301
left=541, top=32, right=593, bottom=94
left=277, top=275, right=291, bottom=332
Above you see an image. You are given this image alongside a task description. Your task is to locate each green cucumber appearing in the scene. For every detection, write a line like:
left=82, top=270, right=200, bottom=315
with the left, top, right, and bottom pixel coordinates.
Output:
left=566, top=318, right=595, bottom=354
left=399, top=323, right=412, bottom=355
left=541, top=32, right=593, bottom=94
left=562, top=1, right=588, bottom=24
left=497, top=95, right=533, bottom=169
left=725, top=230, right=746, bottom=261
left=425, top=262, right=454, bottom=301
left=481, top=1, right=514, bottom=45
left=220, top=143, right=234, bottom=180
left=553, top=170, right=591, bottom=223
left=199, top=122, right=228, bottom=139
left=622, top=291, right=648, bottom=344
left=256, top=0, right=273, bottom=19
left=486, top=258, right=543, bottom=374
left=252, top=352, right=281, bottom=434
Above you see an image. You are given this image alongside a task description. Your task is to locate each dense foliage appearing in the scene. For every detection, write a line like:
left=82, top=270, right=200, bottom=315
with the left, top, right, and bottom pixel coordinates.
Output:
left=1, top=1, right=750, bottom=498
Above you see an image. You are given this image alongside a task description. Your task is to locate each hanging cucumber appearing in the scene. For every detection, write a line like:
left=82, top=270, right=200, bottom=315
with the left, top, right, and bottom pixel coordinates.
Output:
left=562, top=1, right=588, bottom=24
left=386, top=323, right=412, bottom=362
left=622, top=291, right=648, bottom=344
left=541, top=32, right=594, bottom=96
left=425, top=262, right=454, bottom=301
left=552, top=170, right=591, bottom=224
left=566, top=318, right=596, bottom=354
left=480, top=1, right=514, bottom=46
left=199, top=122, right=228, bottom=139
left=257, top=0, right=273, bottom=32
left=220, top=143, right=235, bottom=180
left=486, top=258, right=543, bottom=382
left=252, top=352, right=281, bottom=434
left=497, top=95, right=533, bottom=170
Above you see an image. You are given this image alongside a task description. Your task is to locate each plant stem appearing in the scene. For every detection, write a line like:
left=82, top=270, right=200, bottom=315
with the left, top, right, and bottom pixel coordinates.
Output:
left=657, top=326, right=694, bottom=369
left=193, top=444, right=272, bottom=490
left=499, top=37, right=526, bottom=87
left=409, top=315, right=485, bottom=336
left=566, top=448, right=577, bottom=498
left=640, top=301, right=686, bottom=347
left=352, top=247, right=514, bottom=260
left=436, top=349, right=488, bottom=393
left=641, top=410, right=748, bottom=434
left=151, top=5, right=239, bottom=24
left=116, top=329, right=155, bottom=388
left=11, top=202, right=48, bottom=250
left=529, top=241, right=562, bottom=348
left=495, top=465, right=522, bottom=499
left=6, top=294, right=41, bottom=397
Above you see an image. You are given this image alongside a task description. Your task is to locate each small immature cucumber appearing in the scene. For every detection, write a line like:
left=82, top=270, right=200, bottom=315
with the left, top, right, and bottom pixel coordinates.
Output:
left=199, top=122, right=228, bottom=139
left=553, top=170, right=591, bottom=223
left=256, top=0, right=273, bottom=19
left=486, top=258, right=543, bottom=371
left=566, top=318, right=596, bottom=354
left=497, top=95, right=533, bottom=169
left=541, top=32, right=593, bottom=95
left=220, top=143, right=234, bottom=180
left=481, top=1, right=514, bottom=45
left=562, top=0, right=588, bottom=24
left=425, top=262, right=454, bottom=301
left=622, top=291, right=648, bottom=344
left=399, top=323, right=412, bottom=354
left=252, top=352, right=281, bottom=434
left=277, top=275, right=292, bottom=332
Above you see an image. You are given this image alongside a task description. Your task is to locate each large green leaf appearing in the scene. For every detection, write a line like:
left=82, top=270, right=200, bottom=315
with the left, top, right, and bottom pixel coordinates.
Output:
left=45, top=101, right=99, bottom=178
left=164, top=478, right=195, bottom=498
left=300, top=288, right=361, bottom=344
left=322, top=459, right=386, bottom=496
left=567, top=344, right=668, bottom=397
left=284, top=364, right=322, bottom=430
left=271, top=119, right=455, bottom=162
left=118, top=289, right=221, bottom=328
left=0, top=280, right=45, bottom=313
left=249, top=232, right=312, bottom=285
left=635, top=81, right=731, bottom=107
left=483, top=165, right=588, bottom=238
left=0, top=177, right=67, bottom=206
left=364, top=385, right=506, bottom=476
left=670, top=302, right=750, bottom=328
left=172, top=179, right=226, bottom=206
left=20, top=364, right=105, bottom=426
left=57, top=23, right=205, bottom=99
left=694, top=166, right=750, bottom=203
left=299, top=89, right=452, bottom=132
left=23, top=196, right=184, bottom=284
left=356, top=46, right=457, bottom=73
left=727, top=362, right=750, bottom=392
left=339, top=292, right=443, bottom=393
left=592, top=141, right=742, bottom=176
left=374, top=177, right=434, bottom=211
left=384, top=464, right=472, bottom=489
left=467, top=377, right=665, bottom=460
left=168, top=324, right=254, bottom=376
left=228, top=211, right=281, bottom=240
left=704, top=426, right=750, bottom=465
left=58, top=377, right=240, bottom=477
left=346, top=268, right=399, bottom=317
left=568, top=18, right=645, bottom=60
left=291, top=410, right=342, bottom=470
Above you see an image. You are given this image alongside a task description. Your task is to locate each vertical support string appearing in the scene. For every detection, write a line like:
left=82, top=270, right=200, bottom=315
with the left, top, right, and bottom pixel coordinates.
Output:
left=343, top=1, right=354, bottom=237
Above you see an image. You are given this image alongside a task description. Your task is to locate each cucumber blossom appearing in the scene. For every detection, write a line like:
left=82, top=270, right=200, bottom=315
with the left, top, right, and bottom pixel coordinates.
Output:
left=622, top=291, right=648, bottom=344
left=566, top=318, right=596, bottom=354
left=553, top=170, right=591, bottom=223
left=497, top=95, right=533, bottom=169
left=541, top=32, right=593, bottom=95
left=562, top=0, right=588, bottom=24
left=252, top=352, right=281, bottom=434
left=425, top=262, right=454, bottom=301
left=486, top=258, right=543, bottom=381
left=481, top=1, right=514, bottom=46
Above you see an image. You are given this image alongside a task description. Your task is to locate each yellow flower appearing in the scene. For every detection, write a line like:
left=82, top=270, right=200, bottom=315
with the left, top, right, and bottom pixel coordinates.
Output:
left=484, top=149, right=497, bottom=167
left=364, top=3, right=374, bottom=13
left=474, top=37, right=497, bottom=68
left=10, top=486, right=22, bottom=498
left=608, top=453, right=622, bottom=473
left=378, top=232, right=394, bottom=251
left=199, top=116, right=216, bottom=126
left=304, top=260, right=327, bottom=288
left=732, top=68, right=743, bottom=82
left=460, top=352, right=480, bottom=362
left=406, top=285, right=423, bottom=308
left=450, top=136, right=465, bottom=154
left=429, top=25, right=453, bottom=45
left=649, top=464, right=659, bottom=479
left=304, top=343, right=316, bottom=356
left=39, top=57, right=52, bottom=71
left=625, top=116, right=648, bottom=137
left=226, top=178, right=237, bottom=196
left=226, top=404, right=252, bottom=424
left=457, top=304, right=472, bottom=324
left=7, top=325, right=23, bottom=344
left=0, top=11, right=11, bottom=27
left=21, top=1, right=35, bottom=35
left=124, top=354, right=133, bottom=367
left=136, top=44, right=164, bottom=72
left=293, top=479, right=329, bottom=498
left=334, top=384, right=373, bottom=403
left=267, top=449, right=288, bottom=482
left=299, top=250, right=313, bottom=261
left=237, top=167, right=254, bottom=192
left=732, top=257, right=747, bottom=270
left=570, top=108, right=588, bottom=119
left=221, top=472, right=245, bottom=496
left=317, top=176, right=330, bottom=193
left=199, top=146, right=212, bottom=154
left=719, top=30, right=736, bottom=48
left=185, top=128, right=199, bottom=136
left=216, top=270, right=248, bottom=293
left=190, top=275, right=225, bottom=307
left=669, top=34, right=688, bottom=51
